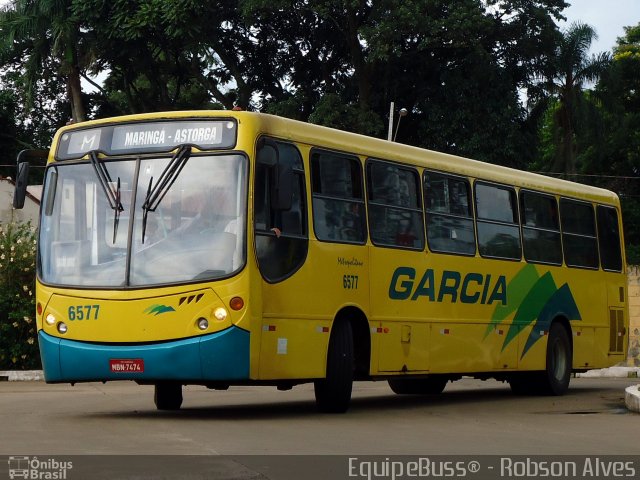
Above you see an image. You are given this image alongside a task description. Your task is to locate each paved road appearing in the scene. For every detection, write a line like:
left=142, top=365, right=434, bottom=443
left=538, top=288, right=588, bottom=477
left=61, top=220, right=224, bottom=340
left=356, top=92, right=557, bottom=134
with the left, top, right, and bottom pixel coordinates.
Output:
left=0, top=377, right=637, bottom=479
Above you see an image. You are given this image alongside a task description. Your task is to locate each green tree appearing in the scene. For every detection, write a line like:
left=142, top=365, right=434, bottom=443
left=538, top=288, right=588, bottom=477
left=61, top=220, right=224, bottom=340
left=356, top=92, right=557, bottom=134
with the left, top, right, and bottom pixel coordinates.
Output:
left=72, top=0, right=262, bottom=114
left=0, top=89, right=23, bottom=178
left=0, top=0, right=90, bottom=122
left=536, top=22, right=610, bottom=176
left=245, top=0, right=567, bottom=162
left=587, top=24, right=640, bottom=264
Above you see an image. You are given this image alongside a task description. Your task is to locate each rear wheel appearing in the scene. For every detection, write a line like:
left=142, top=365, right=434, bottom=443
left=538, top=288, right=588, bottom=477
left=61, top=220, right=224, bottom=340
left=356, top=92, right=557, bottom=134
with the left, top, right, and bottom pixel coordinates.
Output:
left=154, top=382, right=183, bottom=410
left=508, top=322, right=572, bottom=396
left=540, top=322, right=572, bottom=395
left=388, top=376, right=448, bottom=395
left=314, top=321, right=354, bottom=413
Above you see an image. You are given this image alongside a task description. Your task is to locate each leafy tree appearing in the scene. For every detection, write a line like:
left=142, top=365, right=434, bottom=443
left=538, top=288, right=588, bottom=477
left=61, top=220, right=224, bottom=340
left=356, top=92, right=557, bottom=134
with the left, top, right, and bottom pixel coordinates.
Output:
left=0, top=89, right=22, bottom=179
left=72, top=0, right=262, bottom=114
left=245, top=0, right=567, bottom=164
left=0, top=57, right=69, bottom=184
left=534, top=22, right=610, bottom=176
left=0, top=0, right=90, bottom=122
left=588, top=24, right=640, bottom=264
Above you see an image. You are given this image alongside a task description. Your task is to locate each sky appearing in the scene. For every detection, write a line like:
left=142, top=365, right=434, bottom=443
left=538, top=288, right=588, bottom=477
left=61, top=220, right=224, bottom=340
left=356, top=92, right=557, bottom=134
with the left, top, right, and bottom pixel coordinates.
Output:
left=560, top=0, right=640, bottom=53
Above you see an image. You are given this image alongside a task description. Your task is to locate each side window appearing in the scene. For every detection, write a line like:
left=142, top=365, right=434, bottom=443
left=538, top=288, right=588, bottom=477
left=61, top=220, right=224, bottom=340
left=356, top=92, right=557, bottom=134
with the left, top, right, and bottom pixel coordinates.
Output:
left=560, top=199, right=598, bottom=269
left=367, top=160, right=424, bottom=250
left=423, top=171, right=475, bottom=255
left=311, top=150, right=366, bottom=244
left=597, top=205, right=622, bottom=272
left=520, top=191, right=562, bottom=265
left=475, top=182, right=521, bottom=260
left=254, top=139, right=308, bottom=282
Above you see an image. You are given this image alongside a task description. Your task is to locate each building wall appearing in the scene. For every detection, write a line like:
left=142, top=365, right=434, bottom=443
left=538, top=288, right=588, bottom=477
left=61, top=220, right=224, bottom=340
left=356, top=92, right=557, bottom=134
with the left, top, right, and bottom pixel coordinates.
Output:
left=629, top=266, right=640, bottom=367
left=0, top=180, right=40, bottom=226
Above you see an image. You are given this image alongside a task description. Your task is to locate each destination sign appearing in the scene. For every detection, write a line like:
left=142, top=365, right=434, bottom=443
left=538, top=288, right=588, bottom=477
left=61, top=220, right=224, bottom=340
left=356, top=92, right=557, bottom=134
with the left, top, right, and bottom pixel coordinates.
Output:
left=56, top=119, right=237, bottom=160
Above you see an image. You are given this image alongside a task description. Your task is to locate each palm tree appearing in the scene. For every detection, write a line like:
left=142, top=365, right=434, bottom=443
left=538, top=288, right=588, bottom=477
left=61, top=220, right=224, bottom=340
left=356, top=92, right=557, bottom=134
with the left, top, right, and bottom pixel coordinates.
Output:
left=540, top=22, right=610, bottom=176
left=0, top=0, right=87, bottom=122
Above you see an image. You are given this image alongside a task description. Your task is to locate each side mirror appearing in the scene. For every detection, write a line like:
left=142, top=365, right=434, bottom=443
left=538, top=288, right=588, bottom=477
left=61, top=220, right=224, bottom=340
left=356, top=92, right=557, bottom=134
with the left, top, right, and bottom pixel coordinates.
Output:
left=13, top=161, right=30, bottom=209
left=12, top=149, right=48, bottom=209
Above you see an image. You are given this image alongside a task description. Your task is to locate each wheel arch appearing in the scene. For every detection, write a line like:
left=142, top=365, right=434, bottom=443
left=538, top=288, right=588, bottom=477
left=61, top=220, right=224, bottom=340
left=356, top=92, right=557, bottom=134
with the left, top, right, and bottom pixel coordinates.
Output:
left=551, top=315, right=573, bottom=354
left=333, top=306, right=371, bottom=380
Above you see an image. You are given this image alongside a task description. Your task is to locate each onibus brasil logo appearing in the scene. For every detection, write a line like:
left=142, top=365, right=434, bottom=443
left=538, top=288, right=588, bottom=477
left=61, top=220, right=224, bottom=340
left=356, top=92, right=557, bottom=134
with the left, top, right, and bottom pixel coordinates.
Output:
left=8, top=456, right=72, bottom=479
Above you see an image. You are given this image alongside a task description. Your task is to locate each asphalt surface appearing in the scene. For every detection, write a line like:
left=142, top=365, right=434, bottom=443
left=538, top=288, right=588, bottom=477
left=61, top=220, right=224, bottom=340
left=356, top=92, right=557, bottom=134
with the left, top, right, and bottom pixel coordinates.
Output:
left=1, top=377, right=637, bottom=479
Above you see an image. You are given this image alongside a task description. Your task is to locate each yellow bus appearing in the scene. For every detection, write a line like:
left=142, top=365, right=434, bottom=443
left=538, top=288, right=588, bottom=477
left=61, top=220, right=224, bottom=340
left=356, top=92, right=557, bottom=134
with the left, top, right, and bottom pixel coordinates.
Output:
left=13, top=111, right=629, bottom=412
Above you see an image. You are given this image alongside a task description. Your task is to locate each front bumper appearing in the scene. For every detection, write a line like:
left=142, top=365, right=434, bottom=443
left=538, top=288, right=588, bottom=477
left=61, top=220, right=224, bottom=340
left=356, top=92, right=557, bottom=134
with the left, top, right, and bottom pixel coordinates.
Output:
left=38, top=327, right=250, bottom=383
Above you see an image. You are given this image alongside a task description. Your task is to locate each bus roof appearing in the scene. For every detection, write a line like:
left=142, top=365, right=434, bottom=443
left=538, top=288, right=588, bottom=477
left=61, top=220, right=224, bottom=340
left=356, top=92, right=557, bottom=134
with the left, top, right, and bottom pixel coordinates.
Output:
left=57, top=110, right=619, bottom=206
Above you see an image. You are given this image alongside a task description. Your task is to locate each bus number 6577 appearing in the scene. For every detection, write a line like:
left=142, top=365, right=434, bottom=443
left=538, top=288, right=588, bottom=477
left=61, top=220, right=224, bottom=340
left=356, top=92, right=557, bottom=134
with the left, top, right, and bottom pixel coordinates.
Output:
left=343, top=275, right=358, bottom=289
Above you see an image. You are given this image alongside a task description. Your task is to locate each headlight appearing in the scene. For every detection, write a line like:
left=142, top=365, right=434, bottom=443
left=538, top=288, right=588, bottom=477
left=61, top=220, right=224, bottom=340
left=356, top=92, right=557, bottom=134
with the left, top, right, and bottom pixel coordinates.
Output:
left=213, top=307, right=228, bottom=321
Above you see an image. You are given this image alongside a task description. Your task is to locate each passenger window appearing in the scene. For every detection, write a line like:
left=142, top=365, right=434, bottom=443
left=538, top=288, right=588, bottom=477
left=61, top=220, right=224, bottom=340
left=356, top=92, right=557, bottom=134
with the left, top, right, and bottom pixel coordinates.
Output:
left=597, top=205, right=622, bottom=272
left=367, top=160, right=424, bottom=250
left=520, top=191, right=562, bottom=265
left=475, top=182, right=521, bottom=260
left=424, top=171, right=475, bottom=255
left=254, top=139, right=308, bottom=282
left=311, top=150, right=366, bottom=244
left=560, top=199, right=598, bottom=269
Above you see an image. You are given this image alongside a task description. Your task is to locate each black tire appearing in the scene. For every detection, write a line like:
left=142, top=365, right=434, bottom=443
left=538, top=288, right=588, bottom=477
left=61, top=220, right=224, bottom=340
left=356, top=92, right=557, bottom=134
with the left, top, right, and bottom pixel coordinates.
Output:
left=540, top=322, right=572, bottom=395
left=314, top=321, right=354, bottom=413
left=154, top=382, right=183, bottom=410
left=388, top=376, right=448, bottom=395
left=509, top=323, right=572, bottom=396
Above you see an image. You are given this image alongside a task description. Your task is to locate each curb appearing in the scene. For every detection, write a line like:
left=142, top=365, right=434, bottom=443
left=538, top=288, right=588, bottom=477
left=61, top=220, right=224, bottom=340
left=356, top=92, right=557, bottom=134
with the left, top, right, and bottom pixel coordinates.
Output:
left=0, top=370, right=44, bottom=381
left=624, top=385, right=640, bottom=413
left=576, top=366, right=640, bottom=378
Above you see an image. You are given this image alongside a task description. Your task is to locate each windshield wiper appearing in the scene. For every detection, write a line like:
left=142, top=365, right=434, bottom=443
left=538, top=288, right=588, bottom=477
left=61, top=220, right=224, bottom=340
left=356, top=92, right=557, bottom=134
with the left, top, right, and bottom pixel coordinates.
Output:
left=141, top=145, right=191, bottom=243
left=113, top=177, right=122, bottom=244
left=89, top=151, right=124, bottom=243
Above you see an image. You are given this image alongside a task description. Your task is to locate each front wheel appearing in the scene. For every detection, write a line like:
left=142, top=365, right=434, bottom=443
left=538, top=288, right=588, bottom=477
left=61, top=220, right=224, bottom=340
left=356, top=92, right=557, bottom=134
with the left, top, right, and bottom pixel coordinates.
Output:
left=314, top=321, right=354, bottom=413
left=154, top=382, right=183, bottom=410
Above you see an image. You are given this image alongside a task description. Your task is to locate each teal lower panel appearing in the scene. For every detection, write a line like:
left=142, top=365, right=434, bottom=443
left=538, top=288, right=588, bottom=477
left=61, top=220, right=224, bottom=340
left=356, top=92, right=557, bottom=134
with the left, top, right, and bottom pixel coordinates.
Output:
left=38, top=327, right=250, bottom=383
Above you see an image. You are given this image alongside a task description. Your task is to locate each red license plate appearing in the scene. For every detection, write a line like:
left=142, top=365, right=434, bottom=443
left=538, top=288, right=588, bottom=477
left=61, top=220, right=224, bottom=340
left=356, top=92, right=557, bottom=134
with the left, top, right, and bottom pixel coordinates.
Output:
left=109, top=358, right=144, bottom=373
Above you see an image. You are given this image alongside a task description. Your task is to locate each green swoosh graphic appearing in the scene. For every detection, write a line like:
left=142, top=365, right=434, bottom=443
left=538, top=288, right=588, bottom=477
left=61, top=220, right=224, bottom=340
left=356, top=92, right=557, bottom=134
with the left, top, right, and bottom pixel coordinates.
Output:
left=485, top=263, right=540, bottom=338
left=520, top=283, right=582, bottom=358
left=483, top=263, right=583, bottom=359
left=502, top=271, right=557, bottom=352
left=144, top=304, right=176, bottom=316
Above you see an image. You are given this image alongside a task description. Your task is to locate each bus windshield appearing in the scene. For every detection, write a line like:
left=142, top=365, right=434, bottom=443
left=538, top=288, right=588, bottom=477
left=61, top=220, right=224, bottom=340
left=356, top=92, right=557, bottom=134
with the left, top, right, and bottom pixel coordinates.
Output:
left=39, top=153, right=247, bottom=287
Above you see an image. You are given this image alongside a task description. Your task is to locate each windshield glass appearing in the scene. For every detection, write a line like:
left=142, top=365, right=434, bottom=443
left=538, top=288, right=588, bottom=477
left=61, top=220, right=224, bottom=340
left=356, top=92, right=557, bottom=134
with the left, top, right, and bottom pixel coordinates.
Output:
left=39, top=154, right=247, bottom=287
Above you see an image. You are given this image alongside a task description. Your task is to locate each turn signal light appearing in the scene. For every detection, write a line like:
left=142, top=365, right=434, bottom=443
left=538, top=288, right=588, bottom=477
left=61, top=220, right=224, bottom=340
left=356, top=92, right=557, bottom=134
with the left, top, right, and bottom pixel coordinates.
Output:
left=229, top=297, right=244, bottom=311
